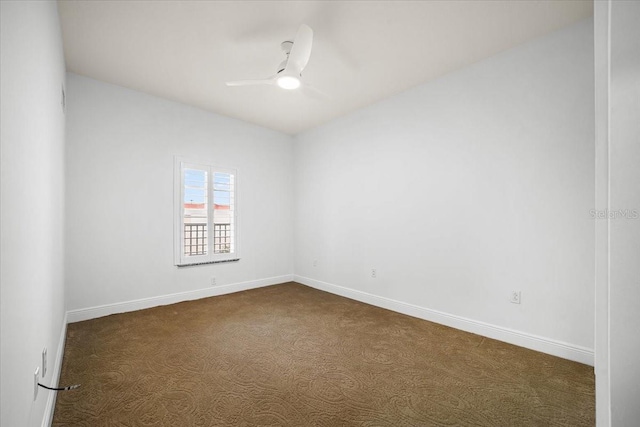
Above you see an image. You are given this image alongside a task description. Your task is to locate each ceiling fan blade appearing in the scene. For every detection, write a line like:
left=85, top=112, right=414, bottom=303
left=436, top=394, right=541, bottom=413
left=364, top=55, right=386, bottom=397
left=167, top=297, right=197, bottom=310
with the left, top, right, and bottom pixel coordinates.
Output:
left=225, top=79, right=275, bottom=87
left=302, top=84, right=328, bottom=100
left=284, top=24, right=313, bottom=76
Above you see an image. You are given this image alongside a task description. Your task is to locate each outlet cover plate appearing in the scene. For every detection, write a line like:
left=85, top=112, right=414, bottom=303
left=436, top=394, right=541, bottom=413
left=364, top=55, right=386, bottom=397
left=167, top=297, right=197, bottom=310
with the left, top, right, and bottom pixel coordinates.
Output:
left=34, top=367, right=39, bottom=400
left=510, top=291, right=521, bottom=304
left=42, top=348, right=47, bottom=377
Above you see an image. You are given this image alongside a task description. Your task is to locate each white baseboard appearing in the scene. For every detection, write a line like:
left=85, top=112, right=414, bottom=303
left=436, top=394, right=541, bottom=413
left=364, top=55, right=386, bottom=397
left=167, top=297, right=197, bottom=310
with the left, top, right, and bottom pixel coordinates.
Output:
left=42, top=311, right=68, bottom=427
left=294, top=275, right=594, bottom=366
left=64, top=273, right=594, bottom=365
left=67, top=275, right=294, bottom=323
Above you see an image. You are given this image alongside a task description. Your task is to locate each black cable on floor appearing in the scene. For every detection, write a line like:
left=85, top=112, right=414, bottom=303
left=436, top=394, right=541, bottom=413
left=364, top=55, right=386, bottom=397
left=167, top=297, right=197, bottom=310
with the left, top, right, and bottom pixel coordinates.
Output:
left=38, top=383, right=81, bottom=391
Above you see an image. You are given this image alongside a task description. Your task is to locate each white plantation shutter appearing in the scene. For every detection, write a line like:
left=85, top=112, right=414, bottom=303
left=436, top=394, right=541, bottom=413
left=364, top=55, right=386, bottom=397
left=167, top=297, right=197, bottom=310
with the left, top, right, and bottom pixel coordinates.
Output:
left=175, top=159, right=238, bottom=266
left=212, top=171, right=235, bottom=254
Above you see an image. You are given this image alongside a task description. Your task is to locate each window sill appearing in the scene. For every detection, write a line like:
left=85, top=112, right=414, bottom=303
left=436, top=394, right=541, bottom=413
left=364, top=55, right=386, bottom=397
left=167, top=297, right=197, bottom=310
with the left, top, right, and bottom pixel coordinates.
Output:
left=176, top=258, right=240, bottom=268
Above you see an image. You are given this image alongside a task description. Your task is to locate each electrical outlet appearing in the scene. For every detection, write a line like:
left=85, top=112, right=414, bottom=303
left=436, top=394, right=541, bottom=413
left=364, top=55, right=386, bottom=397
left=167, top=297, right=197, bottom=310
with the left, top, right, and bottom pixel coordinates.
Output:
left=34, top=367, right=39, bottom=400
left=371, top=269, right=377, bottom=278
left=510, top=290, right=521, bottom=304
left=313, top=259, right=318, bottom=267
left=42, top=348, right=47, bottom=377
left=211, top=277, right=217, bottom=286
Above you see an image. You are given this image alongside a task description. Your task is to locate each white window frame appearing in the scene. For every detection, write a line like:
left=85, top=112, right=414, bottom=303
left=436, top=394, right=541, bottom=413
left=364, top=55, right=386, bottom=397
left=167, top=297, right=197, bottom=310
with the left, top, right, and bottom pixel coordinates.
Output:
left=174, top=157, right=239, bottom=266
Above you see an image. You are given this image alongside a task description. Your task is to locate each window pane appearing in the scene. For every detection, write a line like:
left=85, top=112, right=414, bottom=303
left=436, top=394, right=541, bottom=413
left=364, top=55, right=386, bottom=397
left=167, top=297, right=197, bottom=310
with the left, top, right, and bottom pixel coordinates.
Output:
left=183, top=168, right=207, bottom=256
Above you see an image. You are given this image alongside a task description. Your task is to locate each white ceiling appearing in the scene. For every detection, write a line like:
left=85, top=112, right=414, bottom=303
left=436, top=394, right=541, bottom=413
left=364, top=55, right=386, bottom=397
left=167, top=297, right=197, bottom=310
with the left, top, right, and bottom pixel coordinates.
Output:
left=58, top=1, right=593, bottom=135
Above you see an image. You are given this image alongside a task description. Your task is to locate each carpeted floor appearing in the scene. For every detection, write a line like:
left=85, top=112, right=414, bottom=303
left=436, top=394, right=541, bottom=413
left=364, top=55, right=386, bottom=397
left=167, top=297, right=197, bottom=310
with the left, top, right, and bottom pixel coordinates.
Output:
left=53, top=282, right=594, bottom=426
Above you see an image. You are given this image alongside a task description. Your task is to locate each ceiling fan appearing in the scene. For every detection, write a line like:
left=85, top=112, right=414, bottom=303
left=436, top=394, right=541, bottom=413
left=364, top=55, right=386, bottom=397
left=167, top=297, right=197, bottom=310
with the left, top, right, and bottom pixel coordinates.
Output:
left=226, top=24, right=323, bottom=94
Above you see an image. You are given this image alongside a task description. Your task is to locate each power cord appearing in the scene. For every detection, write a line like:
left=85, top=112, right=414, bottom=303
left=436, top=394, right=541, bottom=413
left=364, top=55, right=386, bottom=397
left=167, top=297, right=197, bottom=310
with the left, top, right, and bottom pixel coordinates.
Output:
left=38, top=383, right=81, bottom=391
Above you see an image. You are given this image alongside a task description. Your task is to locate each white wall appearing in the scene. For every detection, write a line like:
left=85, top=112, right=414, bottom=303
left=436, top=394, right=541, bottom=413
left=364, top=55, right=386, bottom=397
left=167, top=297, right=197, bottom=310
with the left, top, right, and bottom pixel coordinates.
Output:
left=294, top=20, right=595, bottom=362
left=65, top=74, right=294, bottom=312
left=609, top=1, right=640, bottom=424
left=0, top=2, right=67, bottom=426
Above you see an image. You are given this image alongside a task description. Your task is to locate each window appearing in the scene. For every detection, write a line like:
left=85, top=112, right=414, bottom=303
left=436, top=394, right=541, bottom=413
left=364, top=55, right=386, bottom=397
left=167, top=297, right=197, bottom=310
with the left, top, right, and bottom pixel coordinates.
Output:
left=174, top=158, right=238, bottom=266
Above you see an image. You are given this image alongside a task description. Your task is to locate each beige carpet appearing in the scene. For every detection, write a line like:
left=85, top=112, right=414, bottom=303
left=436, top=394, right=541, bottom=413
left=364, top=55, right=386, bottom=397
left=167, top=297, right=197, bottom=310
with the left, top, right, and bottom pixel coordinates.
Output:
left=53, top=282, right=594, bottom=426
